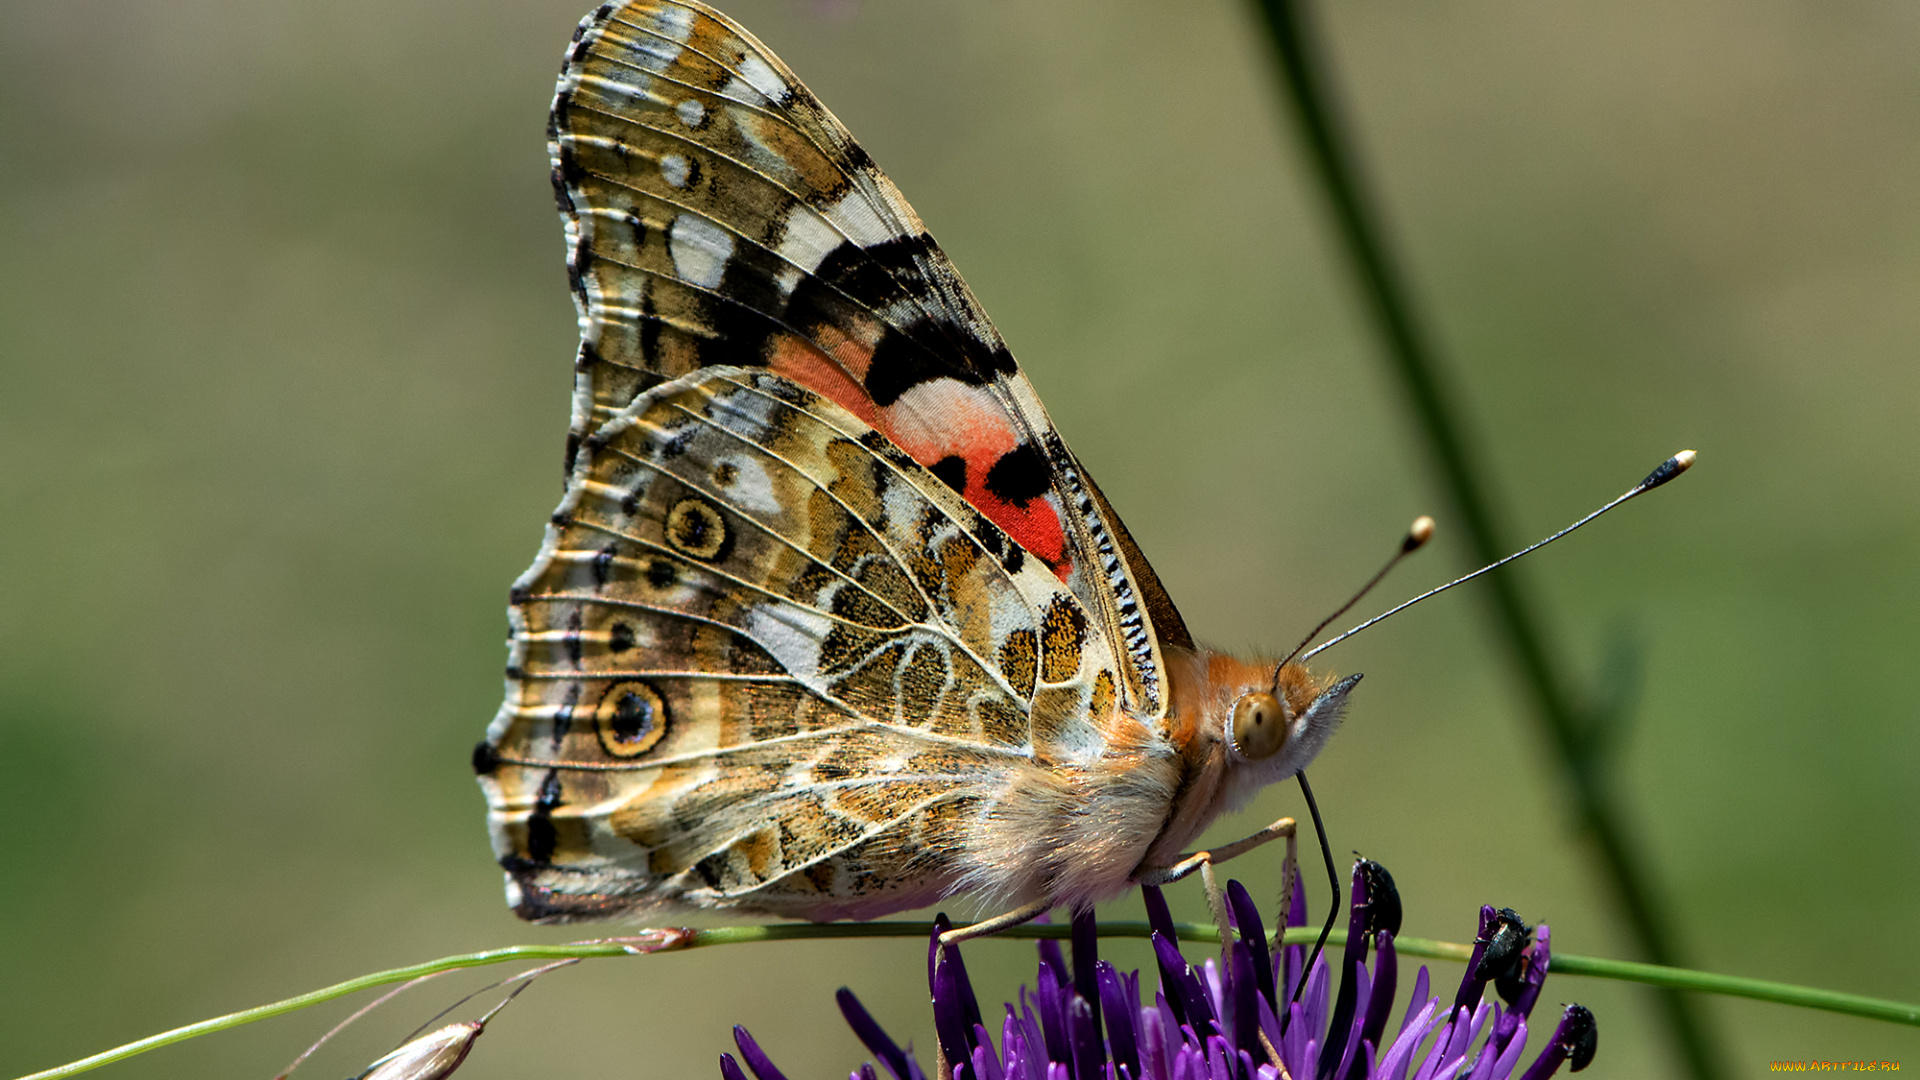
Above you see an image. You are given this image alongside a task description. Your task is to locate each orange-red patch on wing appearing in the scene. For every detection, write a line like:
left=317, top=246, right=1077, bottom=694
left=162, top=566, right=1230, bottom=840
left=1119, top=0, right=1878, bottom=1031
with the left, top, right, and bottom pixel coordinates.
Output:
left=763, top=339, right=1073, bottom=579
left=768, top=333, right=881, bottom=431
left=884, top=379, right=1071, bottom=579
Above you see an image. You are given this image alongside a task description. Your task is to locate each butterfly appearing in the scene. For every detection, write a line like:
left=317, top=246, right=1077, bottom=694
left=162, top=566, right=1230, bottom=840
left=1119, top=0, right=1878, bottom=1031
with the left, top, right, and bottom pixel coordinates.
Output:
left=473, top=0, right=1360, bottom=929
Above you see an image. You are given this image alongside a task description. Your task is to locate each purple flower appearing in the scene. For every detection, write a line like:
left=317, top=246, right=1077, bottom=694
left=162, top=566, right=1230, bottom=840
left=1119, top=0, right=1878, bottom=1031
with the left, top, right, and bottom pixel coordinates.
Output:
left=722, top=861, right=1596, bottom=1080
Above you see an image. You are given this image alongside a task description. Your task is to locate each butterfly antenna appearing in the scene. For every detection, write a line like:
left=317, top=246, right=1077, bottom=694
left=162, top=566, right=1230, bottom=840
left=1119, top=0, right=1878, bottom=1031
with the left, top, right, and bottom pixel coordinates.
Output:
left=1272, top=516, right=1434, bottom=687
left=1302, top=450, right=1696, bottom=662
left=1278, top=770, right=1340, bottom=1037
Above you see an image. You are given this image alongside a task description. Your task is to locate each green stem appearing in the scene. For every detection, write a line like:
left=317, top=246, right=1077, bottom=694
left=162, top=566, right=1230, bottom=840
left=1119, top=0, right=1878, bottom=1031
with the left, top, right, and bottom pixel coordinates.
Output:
left=16, top=923, right=1917, bottom=1080
left=1242, top=1, right=1725, bottom=1077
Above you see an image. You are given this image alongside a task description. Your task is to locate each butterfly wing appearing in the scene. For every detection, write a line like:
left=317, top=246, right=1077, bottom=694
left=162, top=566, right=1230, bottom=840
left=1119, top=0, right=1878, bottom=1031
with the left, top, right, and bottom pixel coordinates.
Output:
left=478, top=368, right=1127, bottom=919
left=479, top=0, right=1195, bottom=920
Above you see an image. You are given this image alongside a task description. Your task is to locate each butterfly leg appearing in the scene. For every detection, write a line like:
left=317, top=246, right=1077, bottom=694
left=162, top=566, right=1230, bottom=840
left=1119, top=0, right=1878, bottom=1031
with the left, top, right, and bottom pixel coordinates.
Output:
left=1137, top=816, right=1297, bottom=964
left=1133, top=815, right=1298, bottom=887
left=937, top=899, right=1054, bottom=947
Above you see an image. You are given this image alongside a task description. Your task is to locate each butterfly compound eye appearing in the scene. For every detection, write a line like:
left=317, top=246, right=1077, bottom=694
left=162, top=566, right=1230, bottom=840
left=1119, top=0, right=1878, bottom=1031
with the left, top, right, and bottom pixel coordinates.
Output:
left=1230, top=692, right=1289, bottom=760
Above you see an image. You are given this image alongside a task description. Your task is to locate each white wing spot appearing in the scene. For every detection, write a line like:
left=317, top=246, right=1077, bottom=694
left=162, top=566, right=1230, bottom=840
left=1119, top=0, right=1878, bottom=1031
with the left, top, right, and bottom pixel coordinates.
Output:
left=675, top=98, right=706, bottom=127
left=826, top=188, right=896, bottom=247
left=708, top=455, right=781, bottom=514
left=670, top=214, right=735, bottom=289
left=775, top=208, right=844, bottom=274
left=660, top=153, right=691, bottom=189
left=705, top=381, right=782, bottom=432
left=636, top=4, right=697, bottom=69
left=719, top=76, right=770, bottom=108
left=746, top=603, right=831, bottom=680
left=621, top=5, right=693, bottom=75
left=736, top=54, right=790, bottom=102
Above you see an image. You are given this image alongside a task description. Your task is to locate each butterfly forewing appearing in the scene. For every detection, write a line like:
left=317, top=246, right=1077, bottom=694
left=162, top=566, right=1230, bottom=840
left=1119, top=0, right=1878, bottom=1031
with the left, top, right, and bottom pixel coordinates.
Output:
left=483, top=0, right=1200, bottom=920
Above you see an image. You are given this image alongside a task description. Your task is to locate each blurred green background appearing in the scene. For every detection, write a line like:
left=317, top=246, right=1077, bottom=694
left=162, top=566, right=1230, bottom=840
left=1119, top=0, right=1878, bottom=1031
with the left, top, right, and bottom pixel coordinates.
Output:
left=3, top=0, right=1916, bottom=1076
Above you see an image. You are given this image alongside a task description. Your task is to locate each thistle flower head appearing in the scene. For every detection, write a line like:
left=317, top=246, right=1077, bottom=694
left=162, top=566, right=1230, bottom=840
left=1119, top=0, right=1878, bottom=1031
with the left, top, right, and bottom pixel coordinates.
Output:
left=724, top=862, right=1595, bottom=1080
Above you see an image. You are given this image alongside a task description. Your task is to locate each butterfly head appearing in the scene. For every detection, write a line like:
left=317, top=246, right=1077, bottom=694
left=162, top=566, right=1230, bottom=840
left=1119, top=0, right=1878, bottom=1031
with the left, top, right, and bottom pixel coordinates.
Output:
left=1167, top=651, right=1360, bottom=796
left=1222, top=664, right=1362, bottom=785
left=1145, top=652, right=1361, bottom=868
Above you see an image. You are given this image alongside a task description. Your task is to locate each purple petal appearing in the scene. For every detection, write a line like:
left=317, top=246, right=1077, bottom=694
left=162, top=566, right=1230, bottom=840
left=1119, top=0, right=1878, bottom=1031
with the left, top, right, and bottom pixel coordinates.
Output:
left=1486, top=1019, right=1528, bottom=1080
left=1000, top=1014, right=1028, bottom=1080
left=1298, top=1036, right=1321, bottom=1080
left=1036, top=962, right=1073, bottom=1065
left=1016, top=1011, right=1047, bottom=1080
left=1465, top=1015, right=1511, bottom=1080
left=734, top=1025, right=792, bottom=1080
left=1376, top=998, right=1440, bottom=1080
left=1239, top=1048, right=1260, bottom=1080
left=1071, top=908, right=1106, bottom=1053
left=1330, top=960, right=1370, bottom=1080
left=1151, top=940, right=1192, bottom=1030
left=1299, top=960, right=1330, bottom=1057
left=1398, top=968, right=1431, bottom=1040
left=1228, top=936, right=1265, bottom=1059
left=1225, top=880, right=1274, bottom=1011
left=861, top=1066, right=883, bottom=1080
left=1454, top=907, right=1498, bottom=1015
left=1171, top=1043, right=1201, bottom=1080
left=1515, top=1005, right=1595, bottom=1080
left=950, top=946, right=987, bottom=1040
left=839, top=988, right=914, bottom=1080
left=1155, top=992, right=1182, bottom=1059
left=1250, top=984, right=1285, bottom=1071
left=1434, top=1003, right=1495, bottom=1079
left=1140, top=999, right=1172, bottom=1080
left=974, top=1029, right=1006, bottom=1080
left=1017, top=1000, right=1050, bottom=1080
left=1097, top=961, right=1142, bottom=1080
left=1410, top=1006, right=1469, bottom=1080
left=1152, top=933, right=1217, bottom=1034
left=1319, top=862, right=1376, bottom=1076
left=1281, top=871, right=1308, bottom=1007
left=931, top=926, right=978, bottom=1080
left=1199, top=959, right=1227, bottom=1030
left=1204, top=1033, right=1232, bottom=1080
left=1068, top=993, right=1106, bottom=1080
left=1143, top=885, right=1181, bottom=946
left=1281, top=1000, right=1310, bottom=1070
left=1356, top=929, right=1399, bottom=1065
left=1463, top=1003, right=1496, bottom=1059
left=720, top=1052, right=751, bottom=1080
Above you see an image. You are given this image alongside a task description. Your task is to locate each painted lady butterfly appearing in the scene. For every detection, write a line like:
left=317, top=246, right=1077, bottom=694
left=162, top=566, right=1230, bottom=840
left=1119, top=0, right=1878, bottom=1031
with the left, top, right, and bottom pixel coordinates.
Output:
left=473, top=0, right=1359, bottom=928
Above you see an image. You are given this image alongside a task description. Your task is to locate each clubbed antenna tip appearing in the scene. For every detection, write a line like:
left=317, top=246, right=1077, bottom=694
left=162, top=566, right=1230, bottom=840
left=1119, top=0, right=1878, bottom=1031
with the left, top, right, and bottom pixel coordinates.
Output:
left=1403, top=515, right=1435, bottom=553
left=1640, top=449, right=1696, bottom=492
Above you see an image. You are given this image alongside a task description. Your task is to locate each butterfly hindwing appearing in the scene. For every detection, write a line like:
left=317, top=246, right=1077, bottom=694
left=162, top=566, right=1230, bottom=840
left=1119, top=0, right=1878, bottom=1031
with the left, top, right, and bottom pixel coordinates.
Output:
left=480, top=368, right=1126, bottom=919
